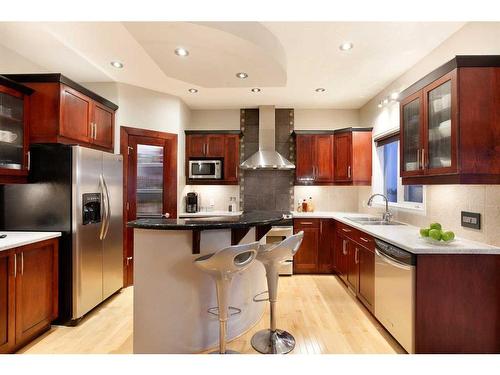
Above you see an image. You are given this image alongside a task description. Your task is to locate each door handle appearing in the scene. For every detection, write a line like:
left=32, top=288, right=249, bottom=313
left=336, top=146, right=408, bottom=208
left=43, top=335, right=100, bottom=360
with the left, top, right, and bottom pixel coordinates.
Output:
left=102, top=175, right=111, bottom=239
left=99, top=174, right=107, bottom=240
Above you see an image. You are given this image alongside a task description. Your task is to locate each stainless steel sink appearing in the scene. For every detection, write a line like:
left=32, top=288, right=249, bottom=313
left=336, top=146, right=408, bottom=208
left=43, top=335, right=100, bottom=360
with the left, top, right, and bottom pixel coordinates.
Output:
left=344, top=216, right=405, bottom=226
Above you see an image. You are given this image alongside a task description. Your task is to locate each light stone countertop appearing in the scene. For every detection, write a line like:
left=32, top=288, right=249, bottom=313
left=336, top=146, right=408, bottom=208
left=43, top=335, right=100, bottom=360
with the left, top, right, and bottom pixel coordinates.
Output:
left=292, top=211, right=500, bottom=255
left=0, top=231, right=61, bottom=252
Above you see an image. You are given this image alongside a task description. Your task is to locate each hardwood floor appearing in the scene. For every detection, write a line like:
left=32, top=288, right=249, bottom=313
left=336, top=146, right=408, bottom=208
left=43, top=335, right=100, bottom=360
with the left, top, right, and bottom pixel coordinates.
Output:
left=19, top=275, right=404, bottom=354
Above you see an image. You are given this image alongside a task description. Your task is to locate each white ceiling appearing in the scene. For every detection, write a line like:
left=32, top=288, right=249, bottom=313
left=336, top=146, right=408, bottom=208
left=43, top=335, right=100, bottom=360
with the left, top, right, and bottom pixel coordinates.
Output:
left=0, top=22, right=465, bottom=109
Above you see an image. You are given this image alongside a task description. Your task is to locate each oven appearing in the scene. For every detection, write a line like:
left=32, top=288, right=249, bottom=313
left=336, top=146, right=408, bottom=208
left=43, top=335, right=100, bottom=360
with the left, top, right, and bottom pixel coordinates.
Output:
left=188, top=159, right=222, bottom=179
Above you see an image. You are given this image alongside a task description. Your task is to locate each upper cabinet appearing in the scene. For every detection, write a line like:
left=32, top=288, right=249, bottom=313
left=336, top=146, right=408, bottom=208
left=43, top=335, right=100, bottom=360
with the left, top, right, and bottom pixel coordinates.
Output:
left=185, top=130, right=241, bottom=185
left=399, top=56, right=500, bottom=184
left=0, top=76, right=33, bottom=184
left=4, top=74, right=118, bottom=153
left=295, top=128, right=372, bottom=186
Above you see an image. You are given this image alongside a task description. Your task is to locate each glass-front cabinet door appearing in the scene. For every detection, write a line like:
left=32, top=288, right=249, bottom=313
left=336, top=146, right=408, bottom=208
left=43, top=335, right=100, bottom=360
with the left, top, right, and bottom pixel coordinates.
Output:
left=400, top=91, right=423, bottom=176
left=0, top=86, right=28, bottom=175
left=136, top=144, right=165, bottom=218
left=423, top=71, right=457, bottom=174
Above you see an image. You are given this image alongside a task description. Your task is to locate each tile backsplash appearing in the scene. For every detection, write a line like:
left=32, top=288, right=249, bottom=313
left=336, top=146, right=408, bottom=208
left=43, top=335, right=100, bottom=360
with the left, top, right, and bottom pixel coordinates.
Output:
left=181, top=185, right=240, bottom=212
left=294, top=186, right=360, bottom=212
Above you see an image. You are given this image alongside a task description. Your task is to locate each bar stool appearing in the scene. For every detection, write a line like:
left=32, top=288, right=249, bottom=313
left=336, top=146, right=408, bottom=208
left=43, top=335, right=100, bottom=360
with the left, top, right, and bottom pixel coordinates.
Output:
left=194, top=241, right=260, bottom=354
left=251, top=231, right=304, bottom=354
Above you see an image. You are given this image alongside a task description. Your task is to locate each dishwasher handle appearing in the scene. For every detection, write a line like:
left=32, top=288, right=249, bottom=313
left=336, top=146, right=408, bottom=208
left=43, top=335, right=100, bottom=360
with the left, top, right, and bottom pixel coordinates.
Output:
left=375, top=248, right=414, bottom=271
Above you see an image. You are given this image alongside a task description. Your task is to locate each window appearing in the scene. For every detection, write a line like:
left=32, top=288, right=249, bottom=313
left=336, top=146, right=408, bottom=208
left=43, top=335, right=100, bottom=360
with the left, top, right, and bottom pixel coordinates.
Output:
left=375, top=136, right=424, bottom=210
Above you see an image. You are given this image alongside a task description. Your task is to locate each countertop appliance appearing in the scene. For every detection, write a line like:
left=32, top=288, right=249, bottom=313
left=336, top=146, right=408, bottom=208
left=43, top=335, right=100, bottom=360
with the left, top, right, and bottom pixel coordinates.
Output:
left=186, top=192, right=199, bottom=213
left=188, top=159, right=222, bottom=179
left=374, top=238, right=416, bottom=353
left=0, top=144, right=123, bottom=325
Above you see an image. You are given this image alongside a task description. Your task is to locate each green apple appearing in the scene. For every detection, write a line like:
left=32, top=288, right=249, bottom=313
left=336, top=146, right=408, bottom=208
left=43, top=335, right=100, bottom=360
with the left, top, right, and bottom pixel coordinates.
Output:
left=420, top=228, right=430, bottom=237
left=429, top=229, right=442, bottom=241
left=442, top=231, right=455, bottom=242
left=429, top=222, right=442, bottom=231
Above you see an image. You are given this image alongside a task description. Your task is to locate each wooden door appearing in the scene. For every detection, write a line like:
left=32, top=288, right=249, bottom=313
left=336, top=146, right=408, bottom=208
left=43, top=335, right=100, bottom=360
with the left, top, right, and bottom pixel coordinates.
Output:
left=206, top=135, right=225, bottom=157
left=224, top=135, right=240, bottom=183
left=60, top=85, right=92, bottom=143
left=333, top=230, right=348, bottom=282
left=0, top=252, right=14, bottom=354
left=315, top=135, right=334, bottom=182
left=15, top=240, right=58, bottom=346
left=187, top=135, right=207, bottom=157
left=122, top=127, right=178, bottom=287
left=334, top=132, right=352, bottom=182
left=295, top=135, right=315, bottom=182
left=422, top=70, right=458, bottom=176
left=400, top=91, right=424, bottom=177
left=358, top=245, right=375, bottom=312
left=318, top=219, right=334, bottom=273
left=346, top=240, right=359, bottom=293
left=92, top=101, right=114, bottom=150
left=293, top=220, right=319, bottom=273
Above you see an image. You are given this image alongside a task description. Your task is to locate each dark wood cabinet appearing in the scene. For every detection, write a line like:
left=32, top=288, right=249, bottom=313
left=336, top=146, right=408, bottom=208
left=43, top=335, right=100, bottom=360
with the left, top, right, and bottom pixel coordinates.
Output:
left=0, top=238, right=58, bottom=353
left=346, top=240, right=359, bottom=293
left=0, top=76, right=33, bottom=184
left=295, top=128, right=372, bottom=186
left=357, top=244, right=375, bottom=312
left=399, top=56, right=500, bottom=184
left=4, top=74, right=118, bottom=153
left=293, top=219, right=319, bottom=273
left=295, top=133, right=334, bottom=184
left=185, top=131, right=241, bottom=185
left=334, top=128, right=372, bottom=185
left=333, top=230, right=348, bottom=283
left=318, top=219, right=334, bottom=273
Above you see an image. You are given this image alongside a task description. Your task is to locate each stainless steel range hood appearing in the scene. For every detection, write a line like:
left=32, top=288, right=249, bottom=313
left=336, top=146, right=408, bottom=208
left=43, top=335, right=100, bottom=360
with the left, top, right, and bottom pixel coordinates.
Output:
left=240, top=105, right=295, bottom=170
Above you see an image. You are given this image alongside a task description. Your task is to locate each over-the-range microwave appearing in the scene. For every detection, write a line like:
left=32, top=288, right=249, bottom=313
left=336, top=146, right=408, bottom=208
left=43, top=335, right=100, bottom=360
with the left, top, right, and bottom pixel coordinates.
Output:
left=188, top=159, right=222, bottom=179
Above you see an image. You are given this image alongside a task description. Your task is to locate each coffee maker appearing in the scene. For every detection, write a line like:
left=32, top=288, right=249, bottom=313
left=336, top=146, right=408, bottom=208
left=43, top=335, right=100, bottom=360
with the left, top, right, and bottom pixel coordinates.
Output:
left=186, top=192, right=199, bottom=213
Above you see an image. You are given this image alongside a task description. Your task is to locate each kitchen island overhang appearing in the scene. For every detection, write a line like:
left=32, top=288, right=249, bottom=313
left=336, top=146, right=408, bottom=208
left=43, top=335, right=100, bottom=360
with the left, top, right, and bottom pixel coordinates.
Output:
left=128, top=212, right=285, bottom=354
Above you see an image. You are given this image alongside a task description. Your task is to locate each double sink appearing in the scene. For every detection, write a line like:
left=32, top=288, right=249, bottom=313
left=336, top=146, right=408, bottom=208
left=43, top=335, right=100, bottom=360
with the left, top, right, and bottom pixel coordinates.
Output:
left=344, top=216, right=405, bottom=226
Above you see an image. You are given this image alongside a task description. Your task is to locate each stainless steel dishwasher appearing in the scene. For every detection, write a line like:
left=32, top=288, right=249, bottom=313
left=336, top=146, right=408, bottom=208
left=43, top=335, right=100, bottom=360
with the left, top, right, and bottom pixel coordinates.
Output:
left=374, top=239, right=416, bottom=353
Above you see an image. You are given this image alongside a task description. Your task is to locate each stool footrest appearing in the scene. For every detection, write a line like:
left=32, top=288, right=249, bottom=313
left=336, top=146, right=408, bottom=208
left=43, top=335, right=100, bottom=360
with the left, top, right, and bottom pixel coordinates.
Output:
left=207, top=306, right=241, bottom=317
left=253, top=290, right=269, bottom=302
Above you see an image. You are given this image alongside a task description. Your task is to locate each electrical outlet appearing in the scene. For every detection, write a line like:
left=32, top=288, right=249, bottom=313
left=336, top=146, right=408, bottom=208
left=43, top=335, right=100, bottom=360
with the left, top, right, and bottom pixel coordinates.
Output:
left=461, top=211, right=481, bottom=230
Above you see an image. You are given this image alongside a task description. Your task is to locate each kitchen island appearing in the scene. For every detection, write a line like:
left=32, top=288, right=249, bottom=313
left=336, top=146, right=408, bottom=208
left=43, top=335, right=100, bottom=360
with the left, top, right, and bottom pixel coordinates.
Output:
left=127, top=211, right=285, bottom=354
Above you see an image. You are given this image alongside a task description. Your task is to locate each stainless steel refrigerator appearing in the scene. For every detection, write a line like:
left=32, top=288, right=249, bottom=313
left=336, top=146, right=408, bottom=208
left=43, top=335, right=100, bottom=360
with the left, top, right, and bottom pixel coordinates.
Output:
left=0, top=144, right=123, bottom=324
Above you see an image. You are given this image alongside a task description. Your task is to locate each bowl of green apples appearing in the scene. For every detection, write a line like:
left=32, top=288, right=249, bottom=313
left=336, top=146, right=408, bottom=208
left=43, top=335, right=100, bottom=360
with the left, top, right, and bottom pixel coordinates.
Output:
left=419, top=223, right=456, bottom=245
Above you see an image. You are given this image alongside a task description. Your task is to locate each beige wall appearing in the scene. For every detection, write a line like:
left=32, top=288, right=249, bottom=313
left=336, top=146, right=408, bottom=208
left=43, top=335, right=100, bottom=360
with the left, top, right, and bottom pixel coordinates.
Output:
left=358, top=22, right=500, bottom=247
left=188, top=109, right=240, bottom=130
left=0, top=44, right=47, bottom=73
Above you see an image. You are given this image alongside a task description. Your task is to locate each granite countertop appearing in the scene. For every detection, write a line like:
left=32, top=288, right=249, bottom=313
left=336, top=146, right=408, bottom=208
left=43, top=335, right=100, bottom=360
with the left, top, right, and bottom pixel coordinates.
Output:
left=0, top=231, right=61, bottom=252
left=293, top=211, right=500, bottom=255
left=178, top=211, right=243, bottom=218
left=128, top=211, right=285, bottom=230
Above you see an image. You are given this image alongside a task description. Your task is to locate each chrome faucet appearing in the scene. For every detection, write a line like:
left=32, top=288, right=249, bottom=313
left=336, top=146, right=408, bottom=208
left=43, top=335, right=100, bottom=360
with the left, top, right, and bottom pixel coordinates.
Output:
left=367, top=193, right=393, bottom=223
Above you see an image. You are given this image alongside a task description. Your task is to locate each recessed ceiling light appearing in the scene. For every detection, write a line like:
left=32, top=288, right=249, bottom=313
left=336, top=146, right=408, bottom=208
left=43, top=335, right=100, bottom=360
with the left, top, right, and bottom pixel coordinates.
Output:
left=315, top=88, right=326, bottom=92
left=383, top=98, right=389, bottom=105
left=110, top=61, right=124, bottom=69
left=236, top=72, right=248, bottom=79
left=378, top=102, right=383, bottom=108
left=188, top=88, right=198, bottom=93
left=339, top=42, right=354, bottom=51
left=251, top=88, right=261, bottom=93
left=175, top=47, right=189, bottom=57
left=390, top=92, right=399, bottom=100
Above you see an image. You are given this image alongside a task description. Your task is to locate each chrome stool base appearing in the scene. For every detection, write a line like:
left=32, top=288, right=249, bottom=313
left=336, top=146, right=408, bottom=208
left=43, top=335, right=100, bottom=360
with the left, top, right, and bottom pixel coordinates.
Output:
left=209, top=349, right=240, bottom=354
left=251, top=329, right=296, bottom=354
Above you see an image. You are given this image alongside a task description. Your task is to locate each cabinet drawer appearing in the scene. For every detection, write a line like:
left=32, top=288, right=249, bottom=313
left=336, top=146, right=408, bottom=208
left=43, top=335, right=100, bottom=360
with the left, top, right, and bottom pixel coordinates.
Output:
left=336, top=221, right=356, bottom=239
left=356, top=233, right=375, bottom=252
left=294, top=218, right=320, bottom=228
left=336, top=221, right=375, bottom=252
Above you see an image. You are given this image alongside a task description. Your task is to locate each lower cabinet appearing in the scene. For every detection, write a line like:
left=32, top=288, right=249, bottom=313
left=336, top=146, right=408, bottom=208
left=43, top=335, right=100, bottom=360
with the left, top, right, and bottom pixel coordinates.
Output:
left=293, top=218, right=334, bottom=274
left=357, top=245, right=375, bottom=311
left=0, top=238, right=58, bottom=353
left=346, top=240, right=359, bottom=293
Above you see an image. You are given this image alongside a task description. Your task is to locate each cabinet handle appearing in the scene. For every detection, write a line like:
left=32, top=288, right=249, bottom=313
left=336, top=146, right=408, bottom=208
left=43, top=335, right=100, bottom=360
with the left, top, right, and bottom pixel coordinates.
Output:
left=360, top=237, right=369, bottom=243
left=126, top=256, right=133, bottom=266
left=417, top=149, right=421, bottom=170
left=320, top=221, right=323, bottom=235
left=27, top=151, right=31, bottom=171
left=355, top=248, right=359, bottom=264
left=342, top=240, right=347, bottom=255
left=13, top=253, right=16, bottom=278
left=341, top=228, right=351, bottom=233
left=21, top=252, right=24, bottom=275
left=300, top=221, right=314, bottom=225
left=422, top=148, right=426, bottom=169
left=348, top=166, right=351, bottom=179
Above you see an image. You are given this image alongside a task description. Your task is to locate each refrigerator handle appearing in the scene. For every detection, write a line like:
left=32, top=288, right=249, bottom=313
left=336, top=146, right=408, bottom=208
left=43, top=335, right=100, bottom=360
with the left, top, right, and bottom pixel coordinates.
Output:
left=102, top=174, right=111, bottom=239
left=99, top=174, right=108, bottom=240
